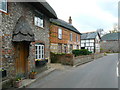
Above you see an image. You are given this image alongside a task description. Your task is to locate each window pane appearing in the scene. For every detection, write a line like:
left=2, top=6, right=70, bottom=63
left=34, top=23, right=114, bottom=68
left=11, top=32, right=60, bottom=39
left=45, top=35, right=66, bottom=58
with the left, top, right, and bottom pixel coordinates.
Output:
left=0, top=0, right=7, bottom=12
left=86, top=43, right=89, bottom=46
left=58, top=28, right=62, bottom=39
left=0, top=2, right=2, bottom=9
left=40, top=19, right=43, bottom=27
left=70, top=33, right=72, bottom=41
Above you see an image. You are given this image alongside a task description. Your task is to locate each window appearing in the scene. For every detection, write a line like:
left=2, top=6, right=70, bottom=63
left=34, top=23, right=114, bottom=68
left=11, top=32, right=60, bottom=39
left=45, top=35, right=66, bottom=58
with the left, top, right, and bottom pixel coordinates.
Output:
left=70, top=33, right=72, bottom=41
left=86, top=40, right=89, bottom=43
left=34, top=16, right=44, bottom=28
left=81, top=40, right=85, bottom=43
left=76, top=35, right=78, bottom=42
left=81, top=43, right=84, bottom=47
left=58, top=43, right=62, bottom=53
left=77, top=45, right=79, bottom=49
left=0, top=0, right=7, bottom=13
left=86, top=43, right=89, bottom=46
left=70, top=44, right=73, bottom=51
left=58, top=28, right=62, bottom=39
left=90, top=40, right=94, bottom=42
left=90, top=43, right=94, bottom=46
left=35, top=44, right=44, bottom=60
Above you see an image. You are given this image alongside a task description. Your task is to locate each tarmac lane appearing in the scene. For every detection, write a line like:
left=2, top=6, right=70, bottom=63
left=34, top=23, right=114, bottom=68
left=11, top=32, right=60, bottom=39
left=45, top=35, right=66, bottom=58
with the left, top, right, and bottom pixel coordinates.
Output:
left=27, top=53, right=118, bottom=88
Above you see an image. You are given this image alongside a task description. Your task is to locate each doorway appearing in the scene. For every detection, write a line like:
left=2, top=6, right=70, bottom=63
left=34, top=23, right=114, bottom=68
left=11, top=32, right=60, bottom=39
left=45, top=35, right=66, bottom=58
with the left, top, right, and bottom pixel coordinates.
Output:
left=14, top=42, right=29, bottom=76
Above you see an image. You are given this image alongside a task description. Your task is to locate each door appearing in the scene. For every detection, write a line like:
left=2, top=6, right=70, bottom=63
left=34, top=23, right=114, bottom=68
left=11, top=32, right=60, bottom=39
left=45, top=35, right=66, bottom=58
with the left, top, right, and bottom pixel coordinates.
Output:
left=15, top=42, right=29, bottom=75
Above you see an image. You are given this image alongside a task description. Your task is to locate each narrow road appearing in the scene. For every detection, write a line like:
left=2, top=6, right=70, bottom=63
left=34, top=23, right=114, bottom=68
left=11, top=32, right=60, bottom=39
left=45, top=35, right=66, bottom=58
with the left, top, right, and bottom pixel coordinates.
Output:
left=27, top=53, right=118, bottom=88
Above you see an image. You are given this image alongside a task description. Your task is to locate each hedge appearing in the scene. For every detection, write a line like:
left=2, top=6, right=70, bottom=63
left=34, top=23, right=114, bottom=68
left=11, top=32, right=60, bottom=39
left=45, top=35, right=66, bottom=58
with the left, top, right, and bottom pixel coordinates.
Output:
left=72, top=49, right=92, bottom=56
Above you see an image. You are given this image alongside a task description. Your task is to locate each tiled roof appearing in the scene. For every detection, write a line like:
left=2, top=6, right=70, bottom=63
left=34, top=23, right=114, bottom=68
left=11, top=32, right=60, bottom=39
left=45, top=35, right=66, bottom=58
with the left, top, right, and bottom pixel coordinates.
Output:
left=101, top=33, right=119, bottom=41
left=81, top=32, right=98, bottom=40
left=50, top=19, right=81, bottom=35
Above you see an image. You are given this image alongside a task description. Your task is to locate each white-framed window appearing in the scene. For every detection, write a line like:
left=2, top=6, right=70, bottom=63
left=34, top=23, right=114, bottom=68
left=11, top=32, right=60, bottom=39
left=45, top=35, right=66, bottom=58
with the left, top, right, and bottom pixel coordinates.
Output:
left=90, top=43, right=94, bottom=46
left=0, top=0, right=7, bottom=13
left=90, top=39, right=94, bottom=42
left=58, top=28, right=62, bottom=39
left=35, top=44, right=44, bottom=59
left=70, top=33, right=72, bottom=41
left=86, top=40, right=89, bottom=43
left=81, top=43, right=84, bottom=47
left=34, top=16, right=44, bottom=28
left=86, top=43, right=89, bottom=46
left=81, top=40, right=85, bottom=43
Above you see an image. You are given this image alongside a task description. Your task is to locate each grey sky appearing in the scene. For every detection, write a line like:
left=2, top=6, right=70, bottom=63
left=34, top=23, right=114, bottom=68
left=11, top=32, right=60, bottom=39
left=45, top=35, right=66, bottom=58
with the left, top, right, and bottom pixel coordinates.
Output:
left=47, top=0, right=118, bottom=33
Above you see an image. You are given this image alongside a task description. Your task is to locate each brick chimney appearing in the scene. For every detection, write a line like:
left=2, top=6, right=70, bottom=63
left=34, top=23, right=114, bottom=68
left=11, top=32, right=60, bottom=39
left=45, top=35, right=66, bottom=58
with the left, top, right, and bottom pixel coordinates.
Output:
left=68, top=16, right=72, bottom=24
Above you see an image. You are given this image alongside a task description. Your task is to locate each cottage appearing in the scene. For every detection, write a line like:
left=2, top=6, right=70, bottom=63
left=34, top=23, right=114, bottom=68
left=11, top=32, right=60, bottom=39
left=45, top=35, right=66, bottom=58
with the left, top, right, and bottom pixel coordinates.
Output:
left=81, top=31, right=101, bottom=53
left=100, top=32, right=120, bottom=53
left=1, top=1, right=57, bottom=81
left=49, top=17, right=81, bottom=54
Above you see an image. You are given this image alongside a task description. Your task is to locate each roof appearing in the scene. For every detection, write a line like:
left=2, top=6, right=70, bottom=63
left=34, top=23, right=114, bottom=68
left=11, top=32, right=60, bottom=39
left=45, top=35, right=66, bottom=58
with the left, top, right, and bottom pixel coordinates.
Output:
left=50, top=19, right=81, bottom=35
left=30, top=1, right=57, bottom=19
left=12, top=16, right=35, bottom=42
left=81, top=32, right=98, bottom=40
left=101, top=33, right=119, bottom=41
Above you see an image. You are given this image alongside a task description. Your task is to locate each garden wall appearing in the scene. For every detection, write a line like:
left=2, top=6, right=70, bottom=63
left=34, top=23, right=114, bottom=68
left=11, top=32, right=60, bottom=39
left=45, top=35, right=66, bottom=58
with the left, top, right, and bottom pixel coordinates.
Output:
left=50, top=53, right=104, bottom=66
left=73, top=53, right=104, bottom=66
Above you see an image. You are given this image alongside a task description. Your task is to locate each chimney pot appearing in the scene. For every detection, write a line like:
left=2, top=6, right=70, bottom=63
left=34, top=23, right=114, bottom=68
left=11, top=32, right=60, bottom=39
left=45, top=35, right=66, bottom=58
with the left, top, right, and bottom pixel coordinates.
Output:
left=69, top=16, right=72, bottom=24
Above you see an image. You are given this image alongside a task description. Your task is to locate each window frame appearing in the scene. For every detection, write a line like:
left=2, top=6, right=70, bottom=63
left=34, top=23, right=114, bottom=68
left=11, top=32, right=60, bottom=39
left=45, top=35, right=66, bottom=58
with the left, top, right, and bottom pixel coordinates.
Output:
left=34, top=15, right=44, bottom=28
left=35, top=44, right=44, bottom=60
left=0, top=0, right=7, bottom=13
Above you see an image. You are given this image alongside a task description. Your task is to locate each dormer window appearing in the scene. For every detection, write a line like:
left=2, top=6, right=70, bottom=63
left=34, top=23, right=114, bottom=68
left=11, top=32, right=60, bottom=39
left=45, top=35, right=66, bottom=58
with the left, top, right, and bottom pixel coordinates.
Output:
left=0, top=0, right=7, bottom=13
left=34, top=15, right=44, bottom=28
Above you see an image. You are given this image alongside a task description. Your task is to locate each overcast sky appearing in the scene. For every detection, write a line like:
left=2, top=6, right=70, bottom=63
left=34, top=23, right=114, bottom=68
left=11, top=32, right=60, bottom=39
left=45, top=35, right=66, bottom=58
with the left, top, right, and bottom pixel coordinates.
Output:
left=47, top=0, right=118, bottom=33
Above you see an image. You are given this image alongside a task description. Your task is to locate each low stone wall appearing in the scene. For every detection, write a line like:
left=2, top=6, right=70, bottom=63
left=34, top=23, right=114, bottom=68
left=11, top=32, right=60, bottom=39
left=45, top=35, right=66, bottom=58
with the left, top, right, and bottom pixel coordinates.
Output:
left=73, top=55, right=94, bottom=66
left=50, top=53, right=104, bottom=66
left=73, top=53, right=104, bottom=66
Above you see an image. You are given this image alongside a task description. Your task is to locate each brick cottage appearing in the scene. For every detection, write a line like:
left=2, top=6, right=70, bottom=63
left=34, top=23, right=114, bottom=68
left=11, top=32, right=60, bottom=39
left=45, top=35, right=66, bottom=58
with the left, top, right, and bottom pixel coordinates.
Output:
left=49, top=17, right=82, bottom=54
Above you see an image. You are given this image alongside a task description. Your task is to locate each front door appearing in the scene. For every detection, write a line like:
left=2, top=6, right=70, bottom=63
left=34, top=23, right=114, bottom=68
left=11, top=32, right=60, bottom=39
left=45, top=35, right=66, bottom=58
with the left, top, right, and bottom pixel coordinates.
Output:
left=15, top=42, right=29, bottom=75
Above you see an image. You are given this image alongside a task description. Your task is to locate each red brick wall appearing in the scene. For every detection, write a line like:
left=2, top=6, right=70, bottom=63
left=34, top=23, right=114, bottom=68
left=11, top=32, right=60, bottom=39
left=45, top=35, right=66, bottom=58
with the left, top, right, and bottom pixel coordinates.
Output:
left=50, top=24, right=81, bottom=45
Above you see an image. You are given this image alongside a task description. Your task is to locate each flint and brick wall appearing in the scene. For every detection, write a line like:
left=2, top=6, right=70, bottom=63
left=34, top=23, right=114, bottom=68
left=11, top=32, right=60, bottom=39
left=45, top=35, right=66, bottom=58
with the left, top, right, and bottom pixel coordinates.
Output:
left=100, top=40, right=119, bottom=53
left=1, top=2, right=50, bottom=80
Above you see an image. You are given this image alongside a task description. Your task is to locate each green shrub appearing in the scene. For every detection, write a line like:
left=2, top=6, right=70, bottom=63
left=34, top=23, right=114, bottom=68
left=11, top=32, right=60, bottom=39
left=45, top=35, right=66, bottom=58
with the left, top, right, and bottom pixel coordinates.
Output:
left=72, top=49, right=92, bottom=56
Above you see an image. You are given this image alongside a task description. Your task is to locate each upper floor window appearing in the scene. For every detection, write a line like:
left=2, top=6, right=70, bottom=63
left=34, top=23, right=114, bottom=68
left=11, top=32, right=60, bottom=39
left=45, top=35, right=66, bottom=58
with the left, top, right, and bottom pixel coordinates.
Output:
left=34, top=16, right=44, bottom=28
left=70, top=33, right=72, bottom=41
left=76, top=35, right=78, bottom=42
left=0, top=0, right=7, bottom=13
left=35, top=44, right=44, bottom=60
left=58, top=28, right=62, bottom=39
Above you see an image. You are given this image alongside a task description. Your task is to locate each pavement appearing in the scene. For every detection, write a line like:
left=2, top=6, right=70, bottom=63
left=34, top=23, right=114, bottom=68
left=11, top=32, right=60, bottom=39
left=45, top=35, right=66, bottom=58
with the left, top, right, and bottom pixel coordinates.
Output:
left=18, top=67, right=56, bottom=88
left=18, top=63, right=72, bottom=88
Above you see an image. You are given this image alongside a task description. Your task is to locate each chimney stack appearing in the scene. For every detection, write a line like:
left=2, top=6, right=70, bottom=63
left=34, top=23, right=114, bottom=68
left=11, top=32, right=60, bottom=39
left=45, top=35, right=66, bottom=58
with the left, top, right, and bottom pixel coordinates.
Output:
left=68, top=16, right=72, bottom=24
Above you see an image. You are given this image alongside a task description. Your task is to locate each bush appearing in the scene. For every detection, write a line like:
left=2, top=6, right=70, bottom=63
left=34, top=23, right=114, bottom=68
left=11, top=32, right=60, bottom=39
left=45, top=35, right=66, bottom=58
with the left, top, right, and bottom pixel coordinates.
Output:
left=72, top=49, right=92, bottom=56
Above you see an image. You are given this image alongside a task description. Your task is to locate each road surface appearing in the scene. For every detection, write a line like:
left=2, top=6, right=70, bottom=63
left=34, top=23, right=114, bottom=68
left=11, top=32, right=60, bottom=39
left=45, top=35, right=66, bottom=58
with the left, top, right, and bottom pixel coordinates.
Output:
left=27, top=53, right=118, bottom=88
